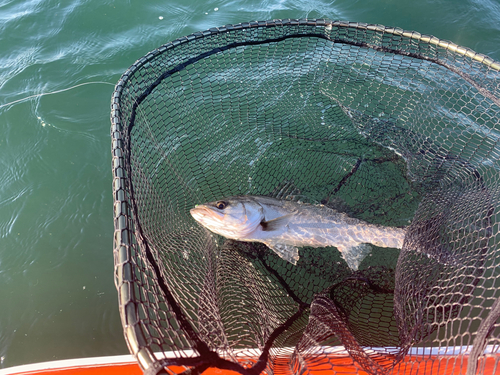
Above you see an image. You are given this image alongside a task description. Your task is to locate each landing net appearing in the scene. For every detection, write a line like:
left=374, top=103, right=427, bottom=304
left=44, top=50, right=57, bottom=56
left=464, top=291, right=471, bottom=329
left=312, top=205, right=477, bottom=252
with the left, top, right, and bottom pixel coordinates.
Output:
left=110, top=19, right=500, bottom=375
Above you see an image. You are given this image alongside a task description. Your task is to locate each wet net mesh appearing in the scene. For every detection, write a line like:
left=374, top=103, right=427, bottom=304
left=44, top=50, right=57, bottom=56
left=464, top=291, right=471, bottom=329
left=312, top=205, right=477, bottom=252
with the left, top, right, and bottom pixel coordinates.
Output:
left=111, top=20, right=500, bottom=375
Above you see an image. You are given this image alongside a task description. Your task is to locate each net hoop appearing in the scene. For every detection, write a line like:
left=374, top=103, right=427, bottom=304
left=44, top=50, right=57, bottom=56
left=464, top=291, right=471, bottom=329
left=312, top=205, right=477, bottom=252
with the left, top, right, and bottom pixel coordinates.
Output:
left=111, top=19, right=500, bottom=375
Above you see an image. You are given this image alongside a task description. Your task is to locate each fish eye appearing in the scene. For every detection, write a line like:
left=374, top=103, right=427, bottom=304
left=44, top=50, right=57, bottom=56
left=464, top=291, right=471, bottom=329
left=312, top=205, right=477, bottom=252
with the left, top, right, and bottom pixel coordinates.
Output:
left=215, top=201, right=227, bottom=210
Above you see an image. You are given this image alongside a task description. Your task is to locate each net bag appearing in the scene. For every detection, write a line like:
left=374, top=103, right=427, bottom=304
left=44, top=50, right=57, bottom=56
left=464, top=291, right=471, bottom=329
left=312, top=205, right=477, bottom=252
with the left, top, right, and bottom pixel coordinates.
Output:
left=110, top=19, right=500, bottom=375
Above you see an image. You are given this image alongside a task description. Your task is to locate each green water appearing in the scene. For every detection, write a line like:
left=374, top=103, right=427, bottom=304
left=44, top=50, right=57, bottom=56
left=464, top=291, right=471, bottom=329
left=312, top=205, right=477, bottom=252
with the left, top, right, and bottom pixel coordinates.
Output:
left=1, top=0, right=499, bottom=369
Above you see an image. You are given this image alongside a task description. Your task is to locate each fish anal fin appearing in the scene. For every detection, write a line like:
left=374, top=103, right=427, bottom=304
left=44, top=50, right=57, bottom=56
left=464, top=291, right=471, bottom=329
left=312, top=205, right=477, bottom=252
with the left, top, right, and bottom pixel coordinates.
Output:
left=337, top=243, right=372, bottom=271
left=264, top=241, right=299, bottom=265
left=261, top=213, right=294, bottom=232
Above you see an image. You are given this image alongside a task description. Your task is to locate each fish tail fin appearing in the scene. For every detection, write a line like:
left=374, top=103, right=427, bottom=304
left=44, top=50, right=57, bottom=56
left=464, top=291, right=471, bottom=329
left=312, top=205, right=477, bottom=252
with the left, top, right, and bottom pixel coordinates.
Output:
left=337, top=243, right=372, bottom=271
left=264, top=241, right=300, bottom=265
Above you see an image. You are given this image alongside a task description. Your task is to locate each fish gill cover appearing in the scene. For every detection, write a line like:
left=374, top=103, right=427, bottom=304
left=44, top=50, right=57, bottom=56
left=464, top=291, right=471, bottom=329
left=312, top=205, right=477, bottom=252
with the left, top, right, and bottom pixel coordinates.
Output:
left=111, top=20, right=500, bottom=375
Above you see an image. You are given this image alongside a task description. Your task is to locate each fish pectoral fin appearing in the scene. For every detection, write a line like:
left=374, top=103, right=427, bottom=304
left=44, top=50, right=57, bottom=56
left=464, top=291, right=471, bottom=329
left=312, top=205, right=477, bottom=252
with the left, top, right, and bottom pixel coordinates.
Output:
left=337, top=243, right=372, bottom=271
left=261, top=213, right=295, bottom=232
left=264, top=241, right=299, bottom=265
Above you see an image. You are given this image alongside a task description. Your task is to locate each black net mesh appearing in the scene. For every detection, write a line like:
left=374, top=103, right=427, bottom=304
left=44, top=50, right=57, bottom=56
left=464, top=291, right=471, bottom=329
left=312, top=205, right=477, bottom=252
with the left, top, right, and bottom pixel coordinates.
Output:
left=110, top=19, right=500, bottom=375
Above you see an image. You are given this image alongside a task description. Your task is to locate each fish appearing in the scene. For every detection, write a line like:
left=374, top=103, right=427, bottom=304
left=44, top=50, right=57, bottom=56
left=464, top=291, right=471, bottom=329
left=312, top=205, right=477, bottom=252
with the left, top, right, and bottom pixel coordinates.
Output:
left=190, top=195, right=406, bottom=270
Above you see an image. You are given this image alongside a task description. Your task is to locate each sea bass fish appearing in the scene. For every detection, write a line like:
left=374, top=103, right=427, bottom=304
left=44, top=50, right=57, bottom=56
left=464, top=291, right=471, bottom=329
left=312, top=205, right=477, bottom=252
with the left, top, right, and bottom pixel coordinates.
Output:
left=190, top=195, right=406, bottom=270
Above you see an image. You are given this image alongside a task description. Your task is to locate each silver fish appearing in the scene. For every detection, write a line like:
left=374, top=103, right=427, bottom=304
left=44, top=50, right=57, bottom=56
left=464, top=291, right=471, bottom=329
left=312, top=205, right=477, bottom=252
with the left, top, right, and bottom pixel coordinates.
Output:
left=190, top=195, right=406, bottom=270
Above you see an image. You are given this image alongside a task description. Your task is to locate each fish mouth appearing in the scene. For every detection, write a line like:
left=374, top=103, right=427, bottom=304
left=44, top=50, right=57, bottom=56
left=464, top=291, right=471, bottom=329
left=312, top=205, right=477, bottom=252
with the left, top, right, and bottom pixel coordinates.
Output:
left=190, top=206, right=221, bottom=222
left=190, top=206, right=206, bottom=221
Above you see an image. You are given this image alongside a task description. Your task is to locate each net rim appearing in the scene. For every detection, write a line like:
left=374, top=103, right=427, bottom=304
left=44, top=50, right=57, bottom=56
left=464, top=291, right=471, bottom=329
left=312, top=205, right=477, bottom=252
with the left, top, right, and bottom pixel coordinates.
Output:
left=109, top=18, right=500, bottom=373
left=112, top=18, right=500, bottom=104
left=111, top=18, right=500, bottom=135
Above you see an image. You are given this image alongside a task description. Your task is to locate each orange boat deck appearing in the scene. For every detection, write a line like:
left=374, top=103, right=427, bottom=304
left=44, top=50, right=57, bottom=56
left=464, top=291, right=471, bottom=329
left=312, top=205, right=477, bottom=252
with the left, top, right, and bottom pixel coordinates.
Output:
left=2, top=352, right=499, bottom=375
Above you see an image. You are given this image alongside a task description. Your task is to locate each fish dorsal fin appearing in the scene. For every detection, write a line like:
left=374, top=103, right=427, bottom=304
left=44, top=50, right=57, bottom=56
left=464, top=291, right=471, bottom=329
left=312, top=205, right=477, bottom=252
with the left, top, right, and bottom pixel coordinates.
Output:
left=260, top=213, right=294, bottom=232
left=337, top=243, right=372, bottom=271
left=264, top=241, right=300, bottom=265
